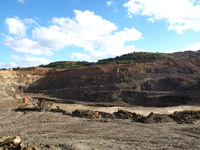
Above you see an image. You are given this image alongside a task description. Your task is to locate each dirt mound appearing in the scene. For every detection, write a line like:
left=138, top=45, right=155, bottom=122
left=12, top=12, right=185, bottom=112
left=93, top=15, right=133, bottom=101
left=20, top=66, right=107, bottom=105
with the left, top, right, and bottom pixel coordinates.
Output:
left=71, top=110, right=114, bottom=119
left=113, top=110, right=144, bottom=121
left=138, top=112, right=174, bottom=123
left=137, top=111, right=200, bottom=124
left=114, top=109, right=132, bottom=119
left=170, top=110, right=200, bottom=124
left=71, top=109, right=143, bottom=120
left=17, top=100, right=61, bottom=112
left=71, top=109, right=200, bottom=124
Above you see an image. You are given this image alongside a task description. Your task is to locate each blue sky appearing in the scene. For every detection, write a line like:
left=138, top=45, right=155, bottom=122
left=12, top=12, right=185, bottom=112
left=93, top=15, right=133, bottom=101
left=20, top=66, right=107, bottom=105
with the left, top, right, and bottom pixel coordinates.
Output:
left=0, top=0, right=200, bottom=68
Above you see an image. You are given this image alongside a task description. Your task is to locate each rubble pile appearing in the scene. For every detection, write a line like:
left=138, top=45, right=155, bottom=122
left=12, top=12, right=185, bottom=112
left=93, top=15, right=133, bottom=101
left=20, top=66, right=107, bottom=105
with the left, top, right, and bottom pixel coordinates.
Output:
left=114, top=110, right=133, bottom=119
left=71, top=109, right=114, bottom=119
left=16, top=101, right=200, bottom=124
left=71, top=109, right=200, bottom=124
left=16, top=100, right=62, bottom=112
left=169, top=110, right=200, bottom=124
left=0, top=136, right=39, bottom=150
left=137, top=112, right=174, bottom=123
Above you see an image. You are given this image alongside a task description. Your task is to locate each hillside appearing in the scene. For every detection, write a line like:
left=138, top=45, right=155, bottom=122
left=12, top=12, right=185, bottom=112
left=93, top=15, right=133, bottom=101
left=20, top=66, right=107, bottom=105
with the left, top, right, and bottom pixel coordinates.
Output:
left=1, top=51, right=200, bottom=106
left=39, top=61, right=94, bottom=69
left=39, top=51, right=200, bottom=68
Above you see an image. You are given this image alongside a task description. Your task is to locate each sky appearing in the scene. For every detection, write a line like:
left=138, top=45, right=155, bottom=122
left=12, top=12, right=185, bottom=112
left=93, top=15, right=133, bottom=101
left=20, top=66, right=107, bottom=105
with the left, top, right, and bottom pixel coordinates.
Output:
left=0, top=0, right=200, bottom=68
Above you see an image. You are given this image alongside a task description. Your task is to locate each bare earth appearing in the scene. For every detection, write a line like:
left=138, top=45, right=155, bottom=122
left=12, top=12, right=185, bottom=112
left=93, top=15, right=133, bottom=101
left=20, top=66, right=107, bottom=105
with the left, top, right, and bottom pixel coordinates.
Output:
left=0, top=98, right=200, bottom=150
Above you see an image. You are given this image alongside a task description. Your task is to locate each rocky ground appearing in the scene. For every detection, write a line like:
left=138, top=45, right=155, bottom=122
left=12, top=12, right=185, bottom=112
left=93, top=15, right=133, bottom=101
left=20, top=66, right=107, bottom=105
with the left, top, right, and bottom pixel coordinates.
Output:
left=0, top=97, right=200, bottom=150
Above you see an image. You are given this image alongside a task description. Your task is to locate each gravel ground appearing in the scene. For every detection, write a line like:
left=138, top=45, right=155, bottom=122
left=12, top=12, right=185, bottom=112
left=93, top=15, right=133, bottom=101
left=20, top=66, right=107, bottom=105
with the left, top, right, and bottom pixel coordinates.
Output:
left=0, top=98, right=200, bottom=150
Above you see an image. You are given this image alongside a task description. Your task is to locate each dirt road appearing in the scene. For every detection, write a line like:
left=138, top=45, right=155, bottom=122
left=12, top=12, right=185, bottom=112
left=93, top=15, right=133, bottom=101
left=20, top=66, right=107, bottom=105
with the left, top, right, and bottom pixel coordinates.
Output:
left=0, top=98, right=200, bottom=150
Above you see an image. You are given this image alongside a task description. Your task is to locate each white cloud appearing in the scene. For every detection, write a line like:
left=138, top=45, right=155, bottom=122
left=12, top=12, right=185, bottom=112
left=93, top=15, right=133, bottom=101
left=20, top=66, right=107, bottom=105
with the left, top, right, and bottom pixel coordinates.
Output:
left=106, top=1, right=112, bottom=6
left=5, top=17, right=37, bottom=37
left=0, top=62, right=17, bottom=68
left=106, top=1, right=118, bottom=12
left=90, top=45, right=146, bottom=60
left=4, top=36, right=53, bottom=56
left=32, top=10, right=118, bottom=53
left=32, top=10, right=143, bottom=61
left=4, top=10, right=144, bottom=65
left=4, top=36, right=42, bottom=55
left=164, top=42, right=200, bottom=53
left=52, top=10, right=117, bottom=40
left=71, top=53, right=93, bottom=61
left=164, top=50, right=183, bottom=54
left=184, top=42, right=200, bottom=51
left=5, top=17, right=26, bottom=36
left=11, top=55, right=51, bottom=67
left=32, top=26, right=70, bottom=51
left=4, top=17, right=52, bottom=56
left=18, top=0, right=25, bottom=3
left=87, top=27, right=143, bottom=60
left=124, top=0, right=200, bottom=34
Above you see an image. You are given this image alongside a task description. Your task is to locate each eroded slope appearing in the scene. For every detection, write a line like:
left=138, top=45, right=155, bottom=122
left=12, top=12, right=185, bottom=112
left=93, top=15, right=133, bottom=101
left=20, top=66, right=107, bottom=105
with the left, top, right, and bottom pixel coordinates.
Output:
left=25, top=60, right=200, bottom=106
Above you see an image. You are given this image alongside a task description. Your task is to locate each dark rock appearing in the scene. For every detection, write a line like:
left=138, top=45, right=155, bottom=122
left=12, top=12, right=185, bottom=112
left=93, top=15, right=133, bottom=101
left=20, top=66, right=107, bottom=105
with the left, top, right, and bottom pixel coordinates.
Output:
left=137, top=112, right=174, bottom=123
left=170, top=110, right=200, bottom=124
left=114, top=110, right=133, bottom=119
left=16, top=100, right=63, bottom=113
left=71, top=110, right=114, bottom=119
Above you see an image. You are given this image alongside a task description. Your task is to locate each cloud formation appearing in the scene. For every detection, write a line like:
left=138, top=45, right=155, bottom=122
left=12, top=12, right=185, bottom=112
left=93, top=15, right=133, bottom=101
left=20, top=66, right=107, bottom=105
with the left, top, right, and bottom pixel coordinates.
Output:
left=71, top=53, right=92, bottom=61
left=33, top=10, right=143, bottom=60
left=5, top=17, right=26, bottom=36
left=164, top=42, right=200, bottom=53
left=11, top=55, right=51, bottom=67
left=106, top=1, right=118, bottom=12
left=124, top=0, right=200, bottom=34
left=0, top=62, right=17, bottom=68
left=184, top=42, right=200, bottom=51
left=18, top=0, right=25, bottom=4
left=4, top=17, right=46, bottom=56
left=4, top=10, right=144, bottom=67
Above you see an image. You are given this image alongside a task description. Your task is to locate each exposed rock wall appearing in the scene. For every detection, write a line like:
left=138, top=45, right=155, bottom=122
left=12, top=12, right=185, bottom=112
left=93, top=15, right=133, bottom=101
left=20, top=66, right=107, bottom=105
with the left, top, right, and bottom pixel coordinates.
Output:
left=0, top=60, right=199, bottom=106
left=24, top=60, right=200, bottom=106
left=0, top=67, right=48, bottom=98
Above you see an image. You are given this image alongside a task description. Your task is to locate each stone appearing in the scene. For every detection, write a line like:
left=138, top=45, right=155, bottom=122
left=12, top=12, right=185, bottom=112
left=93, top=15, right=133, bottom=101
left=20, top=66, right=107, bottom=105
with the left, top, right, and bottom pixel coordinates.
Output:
left=23, top=146, right=39, bottom=150
left=0, top=136, right=21, bottom=146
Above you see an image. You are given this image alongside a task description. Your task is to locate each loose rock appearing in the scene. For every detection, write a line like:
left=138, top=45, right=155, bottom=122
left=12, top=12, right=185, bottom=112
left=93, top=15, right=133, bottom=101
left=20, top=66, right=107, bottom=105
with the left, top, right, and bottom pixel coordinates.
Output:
left=0, top=136, right=39, bottom=150
left=170, top=110, right=200, bottom=124
left=137, top=112, right=174, bottom=123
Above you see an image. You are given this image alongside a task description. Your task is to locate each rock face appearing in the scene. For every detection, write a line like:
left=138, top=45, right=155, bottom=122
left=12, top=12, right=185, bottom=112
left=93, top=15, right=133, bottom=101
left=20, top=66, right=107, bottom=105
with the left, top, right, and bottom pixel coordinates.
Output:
left=1, top=51, right=200, bottom=107
left=0, top=67, right=49, bottom=99
left=25, top=60, right=200, bottom=107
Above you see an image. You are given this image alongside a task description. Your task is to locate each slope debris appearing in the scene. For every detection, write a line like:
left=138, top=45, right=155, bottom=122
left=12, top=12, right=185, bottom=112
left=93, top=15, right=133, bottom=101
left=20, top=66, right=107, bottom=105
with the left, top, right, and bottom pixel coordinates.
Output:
left=71, top=109, right=200, bottom=124
left=16, top=99, right=66, bottom=114
left=16, top=100, right=200, bottom=124
left=0, top=136, right=39, bottom=150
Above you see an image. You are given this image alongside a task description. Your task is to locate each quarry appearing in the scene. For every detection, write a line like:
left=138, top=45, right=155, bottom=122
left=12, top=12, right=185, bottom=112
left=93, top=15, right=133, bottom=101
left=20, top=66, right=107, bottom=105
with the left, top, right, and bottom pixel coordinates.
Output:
left=0, top=51, right=200, bottom=150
